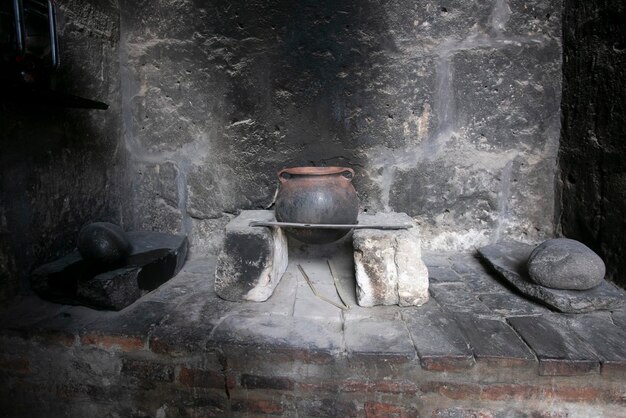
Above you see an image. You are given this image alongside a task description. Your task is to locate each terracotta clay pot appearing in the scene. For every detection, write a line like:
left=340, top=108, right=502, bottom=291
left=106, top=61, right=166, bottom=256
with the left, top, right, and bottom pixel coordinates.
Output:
left=275, top=166, right=359, bottom=244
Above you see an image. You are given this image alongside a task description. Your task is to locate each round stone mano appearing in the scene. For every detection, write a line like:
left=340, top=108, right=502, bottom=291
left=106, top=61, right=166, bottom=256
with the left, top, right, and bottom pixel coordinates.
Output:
left=527, top=238, right=605, bottom=290
left=77, top=222, right=132, bottom=266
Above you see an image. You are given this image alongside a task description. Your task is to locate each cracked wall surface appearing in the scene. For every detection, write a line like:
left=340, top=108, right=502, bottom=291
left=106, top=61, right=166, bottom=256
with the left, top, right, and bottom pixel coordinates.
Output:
left=121, top=0, right=562, bottom=254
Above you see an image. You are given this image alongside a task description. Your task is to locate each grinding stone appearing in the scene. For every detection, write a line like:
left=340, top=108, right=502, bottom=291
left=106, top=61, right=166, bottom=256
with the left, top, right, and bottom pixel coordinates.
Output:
left=527, top=238, right=605, bottom=290
left=479, top=241, right=625, bottom=313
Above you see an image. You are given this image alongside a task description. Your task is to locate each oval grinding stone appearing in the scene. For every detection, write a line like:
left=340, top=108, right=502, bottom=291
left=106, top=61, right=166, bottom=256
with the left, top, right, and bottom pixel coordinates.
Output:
left=527, top=238, right=605, bottom=290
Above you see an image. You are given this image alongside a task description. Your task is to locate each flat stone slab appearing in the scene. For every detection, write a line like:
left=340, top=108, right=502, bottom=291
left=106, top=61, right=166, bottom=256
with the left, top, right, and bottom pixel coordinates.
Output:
left=454, top=314, right=536, bottom=368
left=353, top=212, right=429, bottom=307
left=214, top=210, right=288, bottom=302
left=344, top=317, right=416, bottom=361
left=565, top=313, right=626, bottom=375
left=507, top=315, right=600, bottom=376
left=210, top=313, right=343, bottom=356
left=427, top=266, right=463, bottom=283
left=402, top=302, right=474, bottom=371
left=31, top=232, right=188, bottom=310
left=478, top=241, right=625, bottom=313
left=477, top=292, right=547, bottom=316
left=429, top=283, right=492, bottom=314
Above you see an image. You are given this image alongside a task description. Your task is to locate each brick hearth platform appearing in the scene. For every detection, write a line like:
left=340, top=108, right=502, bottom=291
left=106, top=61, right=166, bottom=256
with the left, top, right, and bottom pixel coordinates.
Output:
left=1, top=241, right=625, bottom=417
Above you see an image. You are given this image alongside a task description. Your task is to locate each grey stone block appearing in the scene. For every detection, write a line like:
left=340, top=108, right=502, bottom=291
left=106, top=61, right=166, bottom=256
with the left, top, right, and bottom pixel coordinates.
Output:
left=382, top=1, right=493, bottom=41
left=565, top=313, right=626, bottom=375
left=353, top=212, right=429, bottom=307
left=214, top=210, right=288, bottom=302
left=478, top=292, right=547, bottom=316
left=294, top=280, right=343, bottom=323
left=389, top=162, right=500, bottom=250
left=507, top=315, right=599, bottom=376
left=134, top=162, right=180, bottom=209
left=77, top=268, right=142, bottom=311
left=209, top=313, right=343, bottom=355
left=453, top=41, right=561, bottom=151
left=450, top=254, right=483, bottom=275
left=344, top=317, right=416, bottom=360
left=454, top=314, right=536, bottom=367
left=149, top=291, right=231, bottom=356
left=427, top=266, right=462, bottom=283
left=132, top=162, right=183, bottom=234
left=188, top=215, right=232, bottom=258
left=422, top=252, right=452, bottom=268
left=507, top=0, right=562, bottom=38
left=462, top=271, right=507, bottom=294
left=429, top=283, right=492, bottom=314
left=403, top=301, right=475, bottom=371
left=613, top=310, right=626, bottom=329
left=186, top=164, right=245, bottom=220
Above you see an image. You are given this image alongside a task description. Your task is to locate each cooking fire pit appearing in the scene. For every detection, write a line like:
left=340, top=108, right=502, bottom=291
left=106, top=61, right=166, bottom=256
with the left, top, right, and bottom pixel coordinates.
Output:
left=214, top=167, right=430, bottom=307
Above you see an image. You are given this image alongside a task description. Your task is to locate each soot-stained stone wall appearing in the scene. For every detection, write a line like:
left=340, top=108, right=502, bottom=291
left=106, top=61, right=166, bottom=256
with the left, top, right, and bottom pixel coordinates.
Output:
left=0, top=0, right=128, bottom=305
left=122, top=0, right=562, bottom=254
left=559, top=0, right=626, bottom=288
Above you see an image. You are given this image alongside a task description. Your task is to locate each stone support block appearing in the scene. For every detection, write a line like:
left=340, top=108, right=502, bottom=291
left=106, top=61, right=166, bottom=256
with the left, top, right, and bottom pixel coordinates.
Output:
left=352, top=212, right=429, bottom=307
left=214, top=210, right=288, bottom=302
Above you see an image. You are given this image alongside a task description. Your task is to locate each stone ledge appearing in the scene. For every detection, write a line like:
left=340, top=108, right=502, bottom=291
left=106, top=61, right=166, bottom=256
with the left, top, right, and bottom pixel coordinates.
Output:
left=1, top=252, right=625, bottom=416
left=2, top=253, right=625, bottom=373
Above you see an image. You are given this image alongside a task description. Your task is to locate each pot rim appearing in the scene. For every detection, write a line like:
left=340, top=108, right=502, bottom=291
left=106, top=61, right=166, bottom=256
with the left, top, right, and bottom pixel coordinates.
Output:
left=278, top=166, right=355, bottom=180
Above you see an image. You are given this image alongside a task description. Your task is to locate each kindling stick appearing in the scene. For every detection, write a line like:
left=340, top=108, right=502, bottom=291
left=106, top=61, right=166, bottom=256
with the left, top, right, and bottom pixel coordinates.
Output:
left=327, top=259, right=352, bottom=310
left=297, top=264, right=348, bottom=311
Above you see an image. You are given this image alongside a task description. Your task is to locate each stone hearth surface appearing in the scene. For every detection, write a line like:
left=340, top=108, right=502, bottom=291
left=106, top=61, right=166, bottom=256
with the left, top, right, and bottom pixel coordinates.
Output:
left=1, top=243, right=625, bottom=417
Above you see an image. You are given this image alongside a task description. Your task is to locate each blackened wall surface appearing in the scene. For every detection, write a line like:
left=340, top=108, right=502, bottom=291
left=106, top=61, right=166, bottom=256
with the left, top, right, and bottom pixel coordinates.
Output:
left=122, top=0, right=562, bottom=254
left=0, top=0, right=128, bottom=305
left=559, top=0, right=626, bottom=287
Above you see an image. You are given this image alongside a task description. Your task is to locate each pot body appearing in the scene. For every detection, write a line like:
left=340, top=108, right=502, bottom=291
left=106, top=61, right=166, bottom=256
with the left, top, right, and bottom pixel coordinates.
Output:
left=275, top=167, right=359, bottom=244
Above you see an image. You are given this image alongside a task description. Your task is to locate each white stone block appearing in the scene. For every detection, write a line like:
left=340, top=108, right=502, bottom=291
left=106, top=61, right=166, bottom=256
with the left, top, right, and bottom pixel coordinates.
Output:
left=353, top=212, right=429, bottom=307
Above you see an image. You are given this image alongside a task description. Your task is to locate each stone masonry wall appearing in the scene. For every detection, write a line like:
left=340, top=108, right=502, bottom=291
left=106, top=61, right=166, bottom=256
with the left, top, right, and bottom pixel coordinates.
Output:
left=559, top=0, right=626, bottom=288
left=121, top=0, right=562, bottom=255
left=0, top=0, right=129, bottom=306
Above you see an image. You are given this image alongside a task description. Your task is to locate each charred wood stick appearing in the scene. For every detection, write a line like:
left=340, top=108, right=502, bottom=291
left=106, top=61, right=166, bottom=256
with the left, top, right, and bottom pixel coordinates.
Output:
left=250, top=221, right=412, bottom=230
left=327, top=259, right=352, bottom=310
